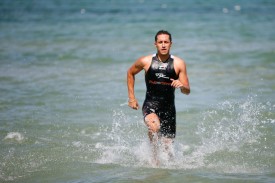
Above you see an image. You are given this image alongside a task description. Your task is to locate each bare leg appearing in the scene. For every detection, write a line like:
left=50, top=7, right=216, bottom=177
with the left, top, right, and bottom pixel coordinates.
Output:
left=148, top=131, right=159, bottom=165
left=160, top=137, right=174, bottom=160
left=144, top=113, right=160, bottom=166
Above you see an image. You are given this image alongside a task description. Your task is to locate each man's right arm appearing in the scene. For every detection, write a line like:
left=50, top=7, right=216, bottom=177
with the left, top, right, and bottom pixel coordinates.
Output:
left=127, top=57, right=146, bottom=110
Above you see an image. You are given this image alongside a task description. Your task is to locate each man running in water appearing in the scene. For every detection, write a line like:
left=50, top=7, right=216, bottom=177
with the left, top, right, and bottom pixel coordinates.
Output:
left=127, top=30, right=190, bottom=165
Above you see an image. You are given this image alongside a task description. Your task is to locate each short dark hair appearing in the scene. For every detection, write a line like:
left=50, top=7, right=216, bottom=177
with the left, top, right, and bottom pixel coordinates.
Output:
left=155, top=30, right=172, bottom=42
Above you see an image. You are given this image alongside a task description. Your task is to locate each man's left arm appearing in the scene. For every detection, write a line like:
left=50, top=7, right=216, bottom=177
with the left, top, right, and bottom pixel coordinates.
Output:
left=179, top=60, right=190, bottom=95
left=171, top=58, right=190, bottom=95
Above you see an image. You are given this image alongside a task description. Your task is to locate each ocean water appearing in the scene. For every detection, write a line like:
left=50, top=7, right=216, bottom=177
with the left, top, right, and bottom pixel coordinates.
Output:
left=0, top=0, right=275, bottom=182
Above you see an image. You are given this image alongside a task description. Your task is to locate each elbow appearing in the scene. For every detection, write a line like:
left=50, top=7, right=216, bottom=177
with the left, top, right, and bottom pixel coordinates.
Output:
left=127, top=68, right=132, bottom=76
left=127, top=69, right=135, bottom=81
left=127, top=69, right=130, bottom=77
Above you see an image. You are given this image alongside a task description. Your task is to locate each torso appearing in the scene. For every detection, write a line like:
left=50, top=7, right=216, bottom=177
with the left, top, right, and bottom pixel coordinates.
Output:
left=144, top=54, right=178, bottom=101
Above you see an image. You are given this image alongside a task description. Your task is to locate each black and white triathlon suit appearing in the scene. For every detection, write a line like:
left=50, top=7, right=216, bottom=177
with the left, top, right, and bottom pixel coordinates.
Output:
left=142, top=54, right=179, bottom=138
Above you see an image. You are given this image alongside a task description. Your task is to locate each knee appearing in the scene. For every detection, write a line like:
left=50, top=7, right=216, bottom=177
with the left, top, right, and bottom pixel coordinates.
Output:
left=145, top=114, right=160, bottom=133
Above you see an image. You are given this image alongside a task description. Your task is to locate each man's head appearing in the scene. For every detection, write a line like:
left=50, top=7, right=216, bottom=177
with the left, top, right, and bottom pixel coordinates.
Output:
left=154, top=30, right=172, bottom=56
left=155, top=30, right=172, bottom=42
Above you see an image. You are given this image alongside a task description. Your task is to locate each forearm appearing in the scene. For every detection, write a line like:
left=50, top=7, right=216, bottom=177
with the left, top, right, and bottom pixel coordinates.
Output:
left=127, top=70, right=136, bottom=99
left=127, top=70, right=140, bottom=110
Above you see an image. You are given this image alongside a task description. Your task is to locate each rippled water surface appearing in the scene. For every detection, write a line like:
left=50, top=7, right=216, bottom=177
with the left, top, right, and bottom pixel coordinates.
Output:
left=0, top=0, right=274, bottom=182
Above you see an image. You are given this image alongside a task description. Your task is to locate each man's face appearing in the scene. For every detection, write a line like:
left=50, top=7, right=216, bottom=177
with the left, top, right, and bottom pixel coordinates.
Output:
left=155, top=34, right=172, bottom=55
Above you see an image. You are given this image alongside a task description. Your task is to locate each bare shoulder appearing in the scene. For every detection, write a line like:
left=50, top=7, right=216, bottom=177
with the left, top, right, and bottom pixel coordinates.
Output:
left=135, top=55, right=153, bottom=70
left=138, top=55, right=153, bottom=64
left=172, top=55, right=187, bottom=69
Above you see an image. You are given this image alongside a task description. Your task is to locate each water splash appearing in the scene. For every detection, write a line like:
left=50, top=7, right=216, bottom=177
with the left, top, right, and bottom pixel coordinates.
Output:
left=95, top=109, right=152, bottom=166
left=195, top=96, right=274, bottom=173
left=95, top=96, right=274, bottom=173
left=198, top=98, right=263, bottom=152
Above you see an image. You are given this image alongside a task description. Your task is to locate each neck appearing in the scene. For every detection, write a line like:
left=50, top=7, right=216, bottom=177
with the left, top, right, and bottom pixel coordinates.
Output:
left=157, top=53, right=170, bottom=62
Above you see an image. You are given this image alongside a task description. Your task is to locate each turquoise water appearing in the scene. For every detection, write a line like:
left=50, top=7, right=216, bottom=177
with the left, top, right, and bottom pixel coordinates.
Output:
left=0, top=0, right=275, bottom=182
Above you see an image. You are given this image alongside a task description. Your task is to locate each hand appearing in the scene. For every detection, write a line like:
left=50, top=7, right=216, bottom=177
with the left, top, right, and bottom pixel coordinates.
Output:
left=170, top=79, right=183, bottom=88
left=128, top=99, right=139, bottom=110
left=171, top=79, right=190, bottom=94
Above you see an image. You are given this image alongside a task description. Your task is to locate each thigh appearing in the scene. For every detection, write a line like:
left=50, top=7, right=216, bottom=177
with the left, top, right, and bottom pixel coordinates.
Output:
left=144, top=113, right=160, bottom=133
left=142, top=100, right=161, bottom=133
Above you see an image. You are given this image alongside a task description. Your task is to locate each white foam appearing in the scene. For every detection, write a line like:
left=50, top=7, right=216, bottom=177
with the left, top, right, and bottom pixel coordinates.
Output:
left=4, top=132, right=25, bottom=142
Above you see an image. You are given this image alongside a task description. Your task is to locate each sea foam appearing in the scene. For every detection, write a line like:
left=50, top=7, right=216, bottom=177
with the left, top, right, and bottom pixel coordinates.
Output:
left=4, top=132, right=25, bottom=142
